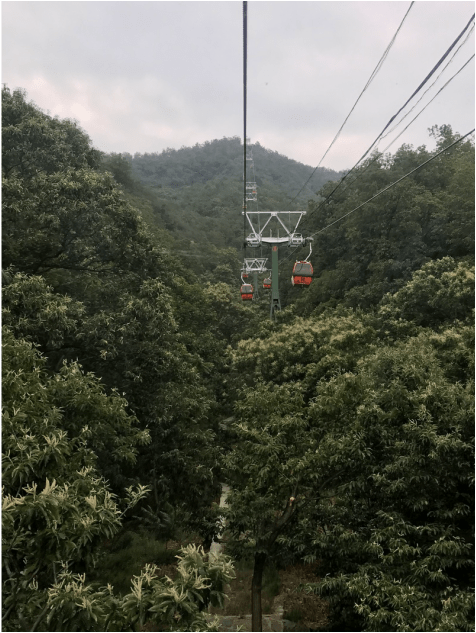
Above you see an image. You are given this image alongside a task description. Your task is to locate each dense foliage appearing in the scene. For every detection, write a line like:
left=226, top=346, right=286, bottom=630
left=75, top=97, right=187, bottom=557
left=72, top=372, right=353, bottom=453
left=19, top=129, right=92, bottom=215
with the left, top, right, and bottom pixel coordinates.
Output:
left=101, top=138, right=343, bottom=254
left=285, top=125, right=474, bottom=313
left=2, top=85, right=474, bottom=632
left=129, top=137, right=342, bottom=195
left=226, top=258, right=474, bottom=631
left=2, top=87, right=239, bottom=631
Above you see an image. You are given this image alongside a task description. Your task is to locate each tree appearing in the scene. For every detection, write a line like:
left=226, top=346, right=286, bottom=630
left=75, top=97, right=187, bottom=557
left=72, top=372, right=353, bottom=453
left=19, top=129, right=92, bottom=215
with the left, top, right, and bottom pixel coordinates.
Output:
left=2, top=269, right=222, bottom=530
left=100, top=152, right=137, bottom=191
left=2, top=85, right=170, bottom=304
left=2, top=327, right=149, bottom=629
left=2, top=270, right=86, bottom=363
left=2, top=86, right=101, bottom=178
left=378, top=256, right=474, bottom=328
left=41, top=545, right=234, bottom=632
left=225, top=259, right=474, bottom=631
left=2, top=168, right=163, bottom=283
left=78, top=278, right=222, bottom=518
left=2, top=327, right=235, bottom=631
left=1, top=84, right=224, bottom=525
left=230, top=307, right=375, bottom=402
left=301, top=328, right=474, bottom=632
left=224, top=309, right=375, bottom=630
left=1, top=113, right=225, bottom=532
left=224, top=383, right=308, bottom=631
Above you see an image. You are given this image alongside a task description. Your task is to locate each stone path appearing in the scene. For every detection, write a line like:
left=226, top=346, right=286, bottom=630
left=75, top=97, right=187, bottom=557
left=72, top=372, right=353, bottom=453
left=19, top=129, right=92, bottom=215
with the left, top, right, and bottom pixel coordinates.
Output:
left=209, top=484, right=230, bottom=557
left=209, top=606, right=284, bottom=632
left=208, top=486, right=317, bottom=632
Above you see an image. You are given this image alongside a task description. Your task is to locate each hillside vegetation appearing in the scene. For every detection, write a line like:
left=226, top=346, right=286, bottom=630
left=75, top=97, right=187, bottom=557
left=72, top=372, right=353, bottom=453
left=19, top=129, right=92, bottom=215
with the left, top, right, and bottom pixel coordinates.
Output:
left=2, top=86, right=474, bottom=632
left=101, top=137, right=342, bottom=254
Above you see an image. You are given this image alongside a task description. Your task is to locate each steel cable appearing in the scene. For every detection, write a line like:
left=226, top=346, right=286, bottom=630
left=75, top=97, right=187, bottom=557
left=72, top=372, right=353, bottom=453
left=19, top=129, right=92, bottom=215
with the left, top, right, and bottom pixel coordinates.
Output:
left=279, top=128, right=475, bottom=270
left=290, top=1, right=415, bottom=203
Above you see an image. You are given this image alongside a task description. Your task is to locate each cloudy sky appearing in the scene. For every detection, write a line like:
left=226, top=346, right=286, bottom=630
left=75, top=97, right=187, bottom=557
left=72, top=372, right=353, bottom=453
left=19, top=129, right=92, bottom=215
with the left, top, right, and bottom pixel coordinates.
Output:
left=2, top=1, right=474, bottom=171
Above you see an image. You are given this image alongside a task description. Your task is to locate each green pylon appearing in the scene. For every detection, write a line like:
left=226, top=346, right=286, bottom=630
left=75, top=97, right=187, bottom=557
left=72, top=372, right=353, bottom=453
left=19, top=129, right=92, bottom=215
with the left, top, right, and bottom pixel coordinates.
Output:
left=253, top=271, right=259, bottom=300
left=270, top=245, right=281, bottom=320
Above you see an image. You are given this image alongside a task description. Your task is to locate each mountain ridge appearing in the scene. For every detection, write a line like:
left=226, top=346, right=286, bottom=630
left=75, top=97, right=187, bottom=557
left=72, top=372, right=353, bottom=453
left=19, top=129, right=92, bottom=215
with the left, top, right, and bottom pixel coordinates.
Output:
left=123, top=136, right=345, bottom=201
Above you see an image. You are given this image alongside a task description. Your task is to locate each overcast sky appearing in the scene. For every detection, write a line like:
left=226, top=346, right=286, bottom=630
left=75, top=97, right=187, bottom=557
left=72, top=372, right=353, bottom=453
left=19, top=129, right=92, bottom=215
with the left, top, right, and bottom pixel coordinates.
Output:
left=2, top=1, right=474, bottom=171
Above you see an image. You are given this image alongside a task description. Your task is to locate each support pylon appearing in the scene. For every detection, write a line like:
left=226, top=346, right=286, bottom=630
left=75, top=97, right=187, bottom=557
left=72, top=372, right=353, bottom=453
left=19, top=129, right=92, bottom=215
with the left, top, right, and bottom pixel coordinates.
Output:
left=253, top=271, right=259, bottom=300
left=270, top=245, right=281, bottom=320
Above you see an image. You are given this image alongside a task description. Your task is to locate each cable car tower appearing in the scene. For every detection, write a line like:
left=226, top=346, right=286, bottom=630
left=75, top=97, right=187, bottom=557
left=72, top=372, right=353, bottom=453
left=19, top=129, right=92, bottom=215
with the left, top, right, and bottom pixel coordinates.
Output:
left=243, top=207, right=312, bottom=318
left=241, top=1, right=312, bottom=319
left=241, top=256, right=268, bottom=300
left=245, top=139, right=258, bottom=204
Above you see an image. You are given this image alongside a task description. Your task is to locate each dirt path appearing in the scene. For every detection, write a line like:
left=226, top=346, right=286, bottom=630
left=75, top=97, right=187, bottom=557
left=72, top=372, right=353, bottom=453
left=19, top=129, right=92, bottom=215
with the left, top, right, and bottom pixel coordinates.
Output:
left=208, top=562, right=328, bottom=632
left=207, top=484, right=328, bottom=631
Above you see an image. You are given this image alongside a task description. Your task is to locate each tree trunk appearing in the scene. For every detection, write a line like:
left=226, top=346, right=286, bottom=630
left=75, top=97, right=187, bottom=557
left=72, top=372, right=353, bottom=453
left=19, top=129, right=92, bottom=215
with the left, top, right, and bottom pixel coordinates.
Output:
left=251, top=551, right=267, bottom=632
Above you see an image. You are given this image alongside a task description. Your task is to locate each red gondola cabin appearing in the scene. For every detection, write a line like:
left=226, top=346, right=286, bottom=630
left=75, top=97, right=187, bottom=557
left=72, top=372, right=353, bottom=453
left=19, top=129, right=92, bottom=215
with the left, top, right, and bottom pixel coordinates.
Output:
left=241, top=283, right=254, bottom=301
left=263, top=278, right=272, bottom=289
left=292, top=261, right=313, bottom=287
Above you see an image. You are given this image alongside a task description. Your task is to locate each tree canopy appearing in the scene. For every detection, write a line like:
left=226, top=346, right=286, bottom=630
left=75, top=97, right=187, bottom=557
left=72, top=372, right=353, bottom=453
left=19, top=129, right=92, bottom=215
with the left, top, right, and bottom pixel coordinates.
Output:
left=2, top=85, right=474, bottom=632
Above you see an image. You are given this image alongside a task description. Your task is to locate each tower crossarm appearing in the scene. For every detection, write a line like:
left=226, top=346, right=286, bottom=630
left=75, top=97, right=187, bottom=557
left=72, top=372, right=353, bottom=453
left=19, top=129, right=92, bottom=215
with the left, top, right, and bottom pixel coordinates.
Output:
left=243, top=257, right=268, bottom=273
left=242, top=210, right=307, bottom=246
left=242, top=211, right=306, bottom=219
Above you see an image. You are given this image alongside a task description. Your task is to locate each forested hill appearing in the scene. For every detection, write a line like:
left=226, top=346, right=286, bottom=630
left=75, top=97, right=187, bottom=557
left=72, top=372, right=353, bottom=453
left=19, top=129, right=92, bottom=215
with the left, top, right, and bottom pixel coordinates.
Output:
left=128, top=136, right=344, bottom=196
left=100, top=138, right=344, bottom=257
left=3, top=86, right=475, bottom=633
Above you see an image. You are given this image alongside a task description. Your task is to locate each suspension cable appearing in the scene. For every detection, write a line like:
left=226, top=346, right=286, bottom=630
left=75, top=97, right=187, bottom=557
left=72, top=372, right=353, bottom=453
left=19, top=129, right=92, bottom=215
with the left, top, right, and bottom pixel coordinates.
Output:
left=290, top=1, right=415, bottom=203
left=292, top=11, right=475, bottom=222
left=242, top=1, right=248, bottom=247
left=354, top=12, right=475, bottom=169
left=279, top=129, right=475, bottom=269
left=303, top=50, right=475, bottom=230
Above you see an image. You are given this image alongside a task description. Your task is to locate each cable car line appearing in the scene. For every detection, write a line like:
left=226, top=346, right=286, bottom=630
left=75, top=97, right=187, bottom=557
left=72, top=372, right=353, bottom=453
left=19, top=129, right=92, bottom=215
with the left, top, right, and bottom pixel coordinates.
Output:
left=298, top=49, right=475, bottom=239
left=294, top=25, right=473, bottom=209
left=242, top=0, right=248, bottom=248
left=345, top=13, right=473, bottom=197
left=290, top=1, right=415, bottom=204
left=354, top=12, right=475, bottom=171
left=279, top=128, right=475, bottom=271
left=378, top=53, right=475, bottom=151
left=379, top=34, right=475, bottom=144
left=344, top=32, right=475, bottom=192
left=288, top=16, right=475, bottom=245
left=238, top=3, right=473, bottom=310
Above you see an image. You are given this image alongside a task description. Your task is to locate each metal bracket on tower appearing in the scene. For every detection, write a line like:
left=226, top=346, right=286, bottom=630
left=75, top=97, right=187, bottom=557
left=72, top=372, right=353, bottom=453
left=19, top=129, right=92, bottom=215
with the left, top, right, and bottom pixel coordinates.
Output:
left=270, top=245, right=281, bottom=320
left=242, top=211, right=307, bottom=247
left=246, top=182, right=257, bottom=201
left=242, top=258, right=268, bottom=273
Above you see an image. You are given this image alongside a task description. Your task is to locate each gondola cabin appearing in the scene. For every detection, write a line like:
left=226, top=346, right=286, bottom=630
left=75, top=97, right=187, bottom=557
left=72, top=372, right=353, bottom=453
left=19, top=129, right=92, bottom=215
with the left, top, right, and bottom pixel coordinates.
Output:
left=242, top=273, right=249, bottom=279
left=291, top=261, right=313, bottom=287
left=263, top=278, right=272, bottom=289
left=241, top=283, right=254, bottom=301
